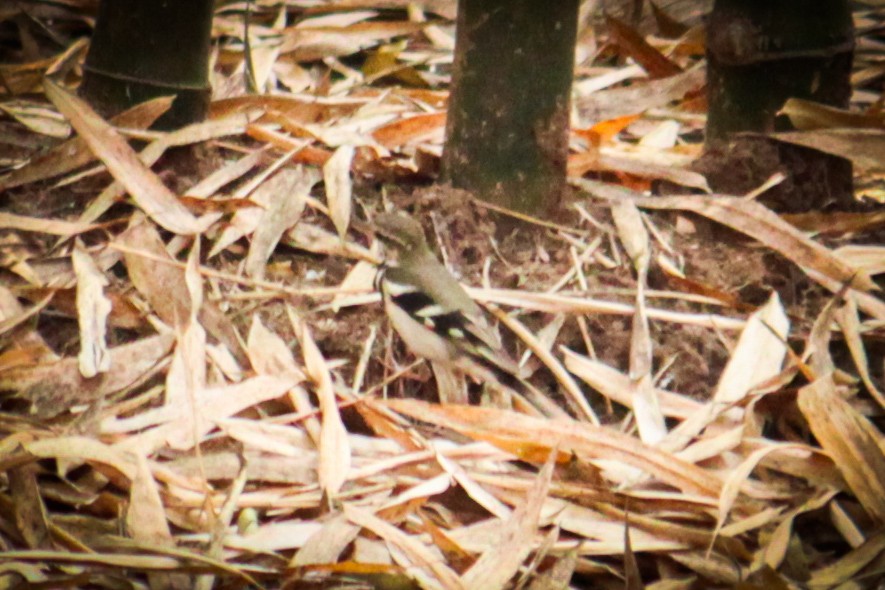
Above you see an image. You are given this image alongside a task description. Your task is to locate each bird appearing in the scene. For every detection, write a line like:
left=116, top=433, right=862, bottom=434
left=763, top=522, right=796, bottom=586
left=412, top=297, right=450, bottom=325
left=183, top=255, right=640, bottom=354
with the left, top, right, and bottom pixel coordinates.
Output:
left=372, top=212, right=562, bottom=416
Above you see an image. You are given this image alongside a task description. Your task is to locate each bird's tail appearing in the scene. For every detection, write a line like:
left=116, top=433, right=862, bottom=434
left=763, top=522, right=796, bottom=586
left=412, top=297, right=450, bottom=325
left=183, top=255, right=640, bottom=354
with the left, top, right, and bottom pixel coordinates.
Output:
left=461, top=355, right=569, bottom=419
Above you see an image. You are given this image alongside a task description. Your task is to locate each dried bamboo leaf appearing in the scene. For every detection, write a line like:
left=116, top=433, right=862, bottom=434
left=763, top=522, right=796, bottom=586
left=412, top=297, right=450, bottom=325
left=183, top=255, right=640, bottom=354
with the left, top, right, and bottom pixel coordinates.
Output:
left=117, top=216, right=244, bottom=361
left=323, top=144, right=356, bottom=238
left=462, top=451, right=554, bottom=590
left=835, top=299, right=885, bottom=408
left=292, top=513, right=361, bottom=566
left=43, top=79, right=211, bottom=235
left=245, top=166, right=313, bottom=279
left=797, top=375, right=885, bottom=523
left=576, top=180, right=876, bottom=292
left=713, top=293, right=789, bottom=411
left=381, top=400, right=723, bottom=498
left=2, top=334, right=174, bottom=418
left=345, top=503, right=462, bottom=590
left=0, top=96, right=173, bottom=191
left=289, top=308, right=351, bottom=498
left=72, top=243, right=111, bottom=378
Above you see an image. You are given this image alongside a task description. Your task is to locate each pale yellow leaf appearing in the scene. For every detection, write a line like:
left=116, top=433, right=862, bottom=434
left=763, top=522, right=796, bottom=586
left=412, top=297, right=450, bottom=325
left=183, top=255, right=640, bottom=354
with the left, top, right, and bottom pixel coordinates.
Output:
left=611, top=199, right=650, bottom=275
left=289, top=308, right=351, bottom=497
left=323, top=144, right=355, bottom=238
left=72, top=243, right=111, bottom=378
left=713, top=292, right=789, bottom=410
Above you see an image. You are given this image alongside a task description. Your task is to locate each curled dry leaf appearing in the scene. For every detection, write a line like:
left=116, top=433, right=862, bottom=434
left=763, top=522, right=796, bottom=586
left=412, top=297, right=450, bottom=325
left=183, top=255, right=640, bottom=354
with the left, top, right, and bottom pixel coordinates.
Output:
left=72, top=244, right=112, bottom=378
left=713, top=293, right=789, bottom=412
left=323, top=144, right=356, bottom=239
left=245, top=166, right=315, bottom=279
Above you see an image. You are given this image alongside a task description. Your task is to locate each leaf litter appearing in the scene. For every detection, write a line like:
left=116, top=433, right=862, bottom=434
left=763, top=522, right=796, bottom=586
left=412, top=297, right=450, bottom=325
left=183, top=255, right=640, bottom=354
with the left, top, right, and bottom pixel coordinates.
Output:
left=0, top=2, right=884, bottom=589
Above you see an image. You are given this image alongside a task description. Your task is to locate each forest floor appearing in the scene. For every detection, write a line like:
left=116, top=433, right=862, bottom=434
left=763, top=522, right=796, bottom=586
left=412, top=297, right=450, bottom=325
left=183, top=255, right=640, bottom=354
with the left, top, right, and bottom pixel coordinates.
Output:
left=0, top=2, right=884, bottom=589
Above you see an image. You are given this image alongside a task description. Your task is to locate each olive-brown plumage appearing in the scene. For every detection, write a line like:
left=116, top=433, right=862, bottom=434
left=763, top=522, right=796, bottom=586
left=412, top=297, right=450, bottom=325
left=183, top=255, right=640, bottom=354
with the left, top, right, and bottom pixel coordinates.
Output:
left=373, top=212, right=558, bottom=415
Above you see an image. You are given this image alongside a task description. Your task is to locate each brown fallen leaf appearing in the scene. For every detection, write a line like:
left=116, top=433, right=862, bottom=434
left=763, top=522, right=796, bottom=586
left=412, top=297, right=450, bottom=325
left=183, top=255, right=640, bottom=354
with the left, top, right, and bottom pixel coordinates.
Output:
left=606, top=16, right=682, bottom=79
left=43, top=79, right=211, bottom=235
left=779, top=97, right=884, bottom=131
left=291, top=514, right=362, bottom=566
left=117, top=216, right=245, bottom=363
left=769, top=128, right=885, bottom=174
left=381, top=399, right=723, bottom=498
left=290, top=308, right=351, bottom=499
left=0, top=96, right=173, bottom=191
left=372, top=112, right=446, bottom=148
left=245, top=166, right=315, bottom=279
left=344, top=504, right=462, bottom=590
left=797, top=375, right=885, bottom=523
left=0, top=333, right=175, bottom=418
left=462, top=450, right=554, bottom=590
left=323, top=145, right=355, bottom=239
left=576, top=180, right=876, bottom=292
left=127, top=453, right=190, bottom=589
left=8, top=462, right=50, bottom=549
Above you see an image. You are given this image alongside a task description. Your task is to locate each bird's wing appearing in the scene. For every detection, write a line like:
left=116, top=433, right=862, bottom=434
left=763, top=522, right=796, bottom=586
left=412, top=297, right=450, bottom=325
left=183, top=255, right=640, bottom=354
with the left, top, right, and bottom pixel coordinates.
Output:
left=381, top=259, right=523, bottom=376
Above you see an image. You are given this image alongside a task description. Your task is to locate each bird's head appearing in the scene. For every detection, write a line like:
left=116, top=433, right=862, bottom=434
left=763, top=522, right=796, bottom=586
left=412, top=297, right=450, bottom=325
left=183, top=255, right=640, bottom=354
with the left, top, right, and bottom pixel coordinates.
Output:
left=373, top=213, right=429, bottom=258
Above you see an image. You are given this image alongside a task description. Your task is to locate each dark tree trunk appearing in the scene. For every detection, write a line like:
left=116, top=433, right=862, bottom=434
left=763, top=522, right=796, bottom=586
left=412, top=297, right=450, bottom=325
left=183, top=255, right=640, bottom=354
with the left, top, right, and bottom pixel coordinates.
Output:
left=80, top=0, right=214, bottom=129
left=699, top=0, right=855, bottom=212
left=442, top=0, right=579, bottom=217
